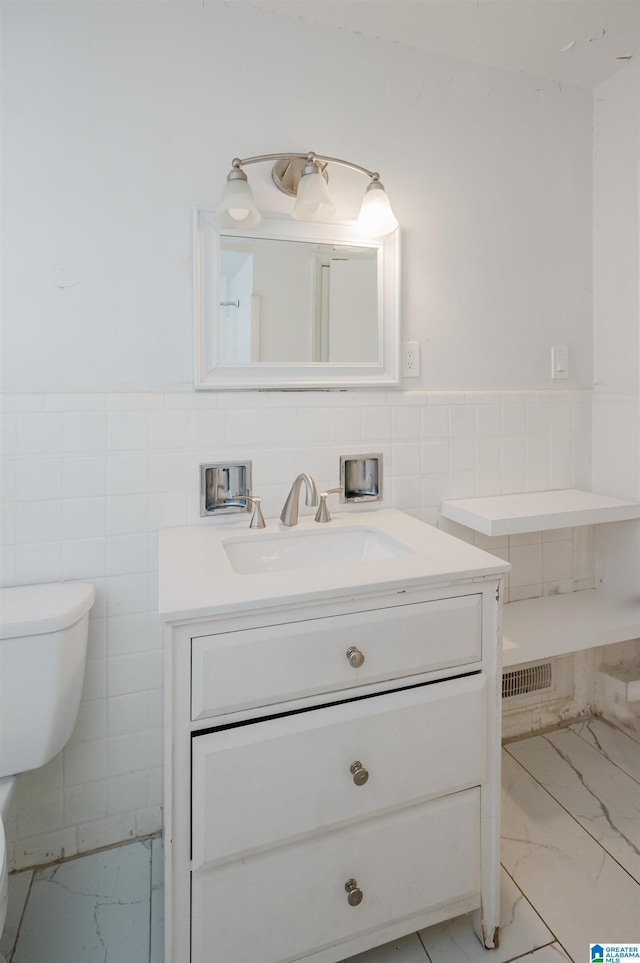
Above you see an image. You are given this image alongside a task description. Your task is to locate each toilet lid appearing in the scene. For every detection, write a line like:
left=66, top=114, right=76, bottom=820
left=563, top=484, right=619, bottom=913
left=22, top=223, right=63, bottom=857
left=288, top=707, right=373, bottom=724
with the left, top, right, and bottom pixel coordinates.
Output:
left=0, top=583, right=95, bottom=639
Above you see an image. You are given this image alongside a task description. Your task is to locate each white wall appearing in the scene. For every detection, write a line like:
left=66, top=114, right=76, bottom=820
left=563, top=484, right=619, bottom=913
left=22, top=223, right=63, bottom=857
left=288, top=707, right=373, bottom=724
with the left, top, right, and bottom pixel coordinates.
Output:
left=1, top=0, right=593, bottom=392
left=251, top=242, right=314, bottom=362
left=592, top=61, right=640, bottom=600
left=0, top=1, right=597, bottom=868
left=593, top=61, right=640, bottom=397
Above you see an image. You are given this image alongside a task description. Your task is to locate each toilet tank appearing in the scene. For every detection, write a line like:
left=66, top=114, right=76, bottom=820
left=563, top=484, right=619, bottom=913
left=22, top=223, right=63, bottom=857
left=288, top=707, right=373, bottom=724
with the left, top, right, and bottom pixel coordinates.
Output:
left=0, top=582, right=95, bottom=780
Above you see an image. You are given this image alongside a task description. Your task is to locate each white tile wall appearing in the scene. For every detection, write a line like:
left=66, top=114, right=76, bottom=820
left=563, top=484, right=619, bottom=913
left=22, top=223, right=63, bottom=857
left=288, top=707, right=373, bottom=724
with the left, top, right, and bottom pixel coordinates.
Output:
left=457, top=526, right=594, bottom=606
left=0, top=388, right=592, bottom=870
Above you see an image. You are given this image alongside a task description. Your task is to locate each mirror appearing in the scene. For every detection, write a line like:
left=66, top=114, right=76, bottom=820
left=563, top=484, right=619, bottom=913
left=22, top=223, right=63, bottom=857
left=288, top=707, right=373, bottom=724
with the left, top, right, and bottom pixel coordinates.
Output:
left=219, top=237, right=379, bottom=365
left=194, top=211, right=400, bottom=389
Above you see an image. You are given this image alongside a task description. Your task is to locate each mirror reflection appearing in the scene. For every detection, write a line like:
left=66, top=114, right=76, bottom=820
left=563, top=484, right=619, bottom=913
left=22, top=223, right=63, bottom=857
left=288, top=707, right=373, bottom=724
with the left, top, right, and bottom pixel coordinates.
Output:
left=219, top=236, right=379, bottom=364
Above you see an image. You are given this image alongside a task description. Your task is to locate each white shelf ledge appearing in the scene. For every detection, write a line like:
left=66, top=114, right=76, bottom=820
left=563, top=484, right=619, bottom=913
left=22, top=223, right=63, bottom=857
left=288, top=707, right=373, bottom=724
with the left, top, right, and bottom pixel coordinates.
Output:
left=502, top=589, right=640, bottom=667
left=442, top=489, right=640, bottom=537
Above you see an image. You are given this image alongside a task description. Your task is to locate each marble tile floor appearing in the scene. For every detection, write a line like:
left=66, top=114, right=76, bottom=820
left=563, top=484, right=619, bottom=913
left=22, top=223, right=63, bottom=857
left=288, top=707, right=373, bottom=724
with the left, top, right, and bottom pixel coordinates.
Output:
left=2, top=717, right=638, bottom=963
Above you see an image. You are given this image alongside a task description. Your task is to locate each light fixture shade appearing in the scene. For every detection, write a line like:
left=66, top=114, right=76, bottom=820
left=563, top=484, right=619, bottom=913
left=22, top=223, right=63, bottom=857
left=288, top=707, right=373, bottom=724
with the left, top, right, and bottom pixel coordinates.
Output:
left=357, top=183, right=398, bottom=237
left=292, top=170, right=336, bottom=222
left=215, top=176, right=261, bottom=229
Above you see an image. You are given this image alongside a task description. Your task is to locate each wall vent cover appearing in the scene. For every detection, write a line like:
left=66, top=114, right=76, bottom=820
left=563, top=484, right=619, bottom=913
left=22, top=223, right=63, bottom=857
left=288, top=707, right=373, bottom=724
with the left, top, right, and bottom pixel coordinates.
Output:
left=502, top=662, right=552, bottom=699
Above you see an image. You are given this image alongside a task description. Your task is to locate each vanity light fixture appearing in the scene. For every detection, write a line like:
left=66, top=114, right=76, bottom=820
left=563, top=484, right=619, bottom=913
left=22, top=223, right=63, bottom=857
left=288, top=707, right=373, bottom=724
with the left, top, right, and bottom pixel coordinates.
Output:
left=215, top=151, right=398, bottom=238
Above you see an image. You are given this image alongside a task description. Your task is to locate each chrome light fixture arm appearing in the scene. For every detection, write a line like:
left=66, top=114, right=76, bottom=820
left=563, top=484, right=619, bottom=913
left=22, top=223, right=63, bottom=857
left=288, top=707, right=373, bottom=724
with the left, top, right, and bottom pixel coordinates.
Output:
left=231, top=152, right=377, bottom=182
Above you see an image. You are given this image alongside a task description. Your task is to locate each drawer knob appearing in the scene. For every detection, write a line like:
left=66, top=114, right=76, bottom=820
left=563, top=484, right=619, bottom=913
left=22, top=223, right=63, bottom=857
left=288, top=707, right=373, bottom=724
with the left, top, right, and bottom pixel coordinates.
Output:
left=344, top=878, right=363, bottom=907
left=350, top=761, right=369, bottom=786
left=346, top=646, right=365, bottom=668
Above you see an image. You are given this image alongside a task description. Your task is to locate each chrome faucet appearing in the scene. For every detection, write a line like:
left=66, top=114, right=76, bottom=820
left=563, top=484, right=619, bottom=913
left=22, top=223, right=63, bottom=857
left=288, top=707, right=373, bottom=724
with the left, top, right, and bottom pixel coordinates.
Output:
left=280, top=473, right=319, bottom=526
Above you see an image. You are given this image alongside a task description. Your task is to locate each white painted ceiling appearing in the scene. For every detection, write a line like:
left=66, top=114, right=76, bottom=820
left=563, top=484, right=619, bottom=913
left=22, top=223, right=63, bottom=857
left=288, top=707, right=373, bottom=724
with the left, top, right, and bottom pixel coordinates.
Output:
left=247, top=0, right=640, bottom=88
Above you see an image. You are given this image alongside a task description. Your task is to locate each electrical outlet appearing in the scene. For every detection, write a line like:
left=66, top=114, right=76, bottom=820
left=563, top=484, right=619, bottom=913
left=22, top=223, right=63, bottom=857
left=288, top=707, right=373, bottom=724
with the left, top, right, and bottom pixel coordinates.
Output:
left=403, top=341, right=420, bottom=377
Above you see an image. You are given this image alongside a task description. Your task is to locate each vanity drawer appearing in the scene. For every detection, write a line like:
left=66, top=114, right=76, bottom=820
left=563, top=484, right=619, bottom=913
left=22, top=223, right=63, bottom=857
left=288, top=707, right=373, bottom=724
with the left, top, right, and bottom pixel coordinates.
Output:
left=192, top=673, right=485, bottom=868
left=191, top=593, right=482, bottom=720
left=192, top=787, right=480, bottom=963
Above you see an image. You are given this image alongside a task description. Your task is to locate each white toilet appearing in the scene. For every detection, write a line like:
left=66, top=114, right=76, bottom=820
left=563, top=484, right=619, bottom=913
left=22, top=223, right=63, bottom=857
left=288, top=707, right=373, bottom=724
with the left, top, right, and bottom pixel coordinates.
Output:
left=0, top=582, right=95, bottom=959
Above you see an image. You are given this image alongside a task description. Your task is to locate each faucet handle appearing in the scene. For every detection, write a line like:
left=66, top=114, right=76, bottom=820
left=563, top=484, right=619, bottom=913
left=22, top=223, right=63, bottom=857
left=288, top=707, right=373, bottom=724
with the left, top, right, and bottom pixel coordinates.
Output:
left=245, top=495, right=266, bottom=529
left=315, top=488, right=343, bottom=524
left=233, top=493, right=266, bottom=529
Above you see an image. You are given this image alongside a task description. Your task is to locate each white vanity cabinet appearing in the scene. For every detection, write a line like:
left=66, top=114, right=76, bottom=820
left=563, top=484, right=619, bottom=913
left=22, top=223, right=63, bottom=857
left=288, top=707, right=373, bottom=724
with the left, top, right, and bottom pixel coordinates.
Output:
left=160, top=511, right=507, bottom=963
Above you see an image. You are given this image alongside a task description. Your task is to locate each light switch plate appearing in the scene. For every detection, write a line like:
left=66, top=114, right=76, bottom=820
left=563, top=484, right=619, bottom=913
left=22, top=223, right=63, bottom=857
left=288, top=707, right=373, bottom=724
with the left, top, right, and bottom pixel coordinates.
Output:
left=551, top=346, right=569, bottom=379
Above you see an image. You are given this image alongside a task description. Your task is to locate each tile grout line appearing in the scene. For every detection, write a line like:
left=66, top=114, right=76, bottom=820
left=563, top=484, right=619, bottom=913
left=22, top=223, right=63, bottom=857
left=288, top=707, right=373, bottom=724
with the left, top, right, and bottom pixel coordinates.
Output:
left=416, top=929, right=432, bottom=960
left=498, top=862, right=574, bottom=962
left=7, top=870, right=35, bottom=963
left=148, top=838, right=153, bottom=963
left=7, top=830, right=162, bottom=877
left=538, top=730, right=640, bottom=863
left=570, top=718, right=640, bottom=785
left=503, top=746, right=640, bottom=890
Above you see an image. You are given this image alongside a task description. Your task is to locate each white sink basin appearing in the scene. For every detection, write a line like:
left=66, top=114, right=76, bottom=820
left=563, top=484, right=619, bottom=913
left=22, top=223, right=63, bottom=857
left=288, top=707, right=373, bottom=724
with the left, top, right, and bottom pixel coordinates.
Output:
left=223, top=526, right=413, bottom=575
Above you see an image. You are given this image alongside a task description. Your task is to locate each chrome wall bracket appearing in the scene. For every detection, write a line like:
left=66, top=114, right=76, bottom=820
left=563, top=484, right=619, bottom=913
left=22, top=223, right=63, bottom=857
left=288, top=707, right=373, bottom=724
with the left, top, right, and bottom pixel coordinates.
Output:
left=340, top=453, right=382, bottom=503
left=200, top=461, right=252, bottom=516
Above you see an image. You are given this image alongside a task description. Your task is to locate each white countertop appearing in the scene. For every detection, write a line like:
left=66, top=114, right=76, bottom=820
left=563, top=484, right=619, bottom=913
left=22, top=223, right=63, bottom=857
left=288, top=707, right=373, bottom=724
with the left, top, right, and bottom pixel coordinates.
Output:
left=158, top=509, right=509, bottom=622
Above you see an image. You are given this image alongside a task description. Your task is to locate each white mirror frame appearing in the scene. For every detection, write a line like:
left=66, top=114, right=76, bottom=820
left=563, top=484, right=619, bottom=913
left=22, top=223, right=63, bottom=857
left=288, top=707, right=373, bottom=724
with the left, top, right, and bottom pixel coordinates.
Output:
left=194, top=209, right=400, bottom=390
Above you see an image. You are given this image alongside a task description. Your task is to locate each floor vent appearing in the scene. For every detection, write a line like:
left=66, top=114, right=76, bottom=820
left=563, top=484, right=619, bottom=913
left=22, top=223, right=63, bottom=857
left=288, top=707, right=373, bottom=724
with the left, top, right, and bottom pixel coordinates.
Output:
left=502, top=662, right=552, bottom=699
